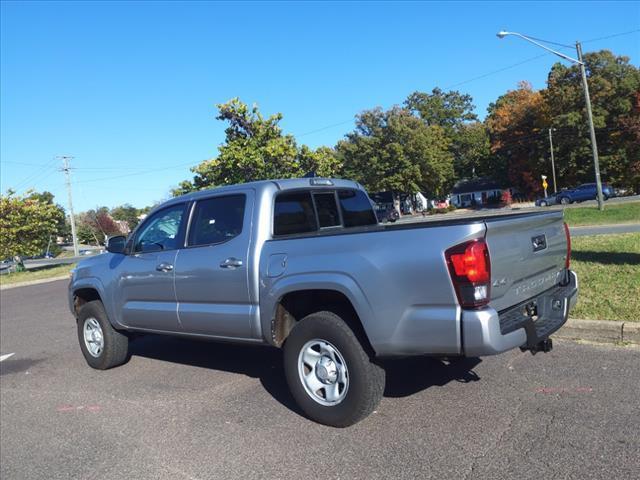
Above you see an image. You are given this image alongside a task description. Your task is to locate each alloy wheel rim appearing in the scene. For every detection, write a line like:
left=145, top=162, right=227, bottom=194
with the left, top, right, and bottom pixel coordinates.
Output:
left=83, top=317, right=104, bottom=358
left=297, top=339, right=349, bottom=406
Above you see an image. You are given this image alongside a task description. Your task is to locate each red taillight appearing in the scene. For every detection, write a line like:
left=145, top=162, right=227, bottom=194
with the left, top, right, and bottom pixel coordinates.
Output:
left=445, top=239, right=491, bottom=309
left=563, top=221, right=571, bottom=269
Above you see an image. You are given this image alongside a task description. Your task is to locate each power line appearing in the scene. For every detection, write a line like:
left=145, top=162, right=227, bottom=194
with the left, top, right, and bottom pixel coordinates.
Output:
left=72, top=160, right=199, bottom=184
left=11, top=157, right=59, bottom=191
left=298, top=120, right=356, bottom=138
left=444, top=53, right=550, bottom=89
left=582, top=29, right=640, bottom=44
left=520, top=35, right=574, bottom=49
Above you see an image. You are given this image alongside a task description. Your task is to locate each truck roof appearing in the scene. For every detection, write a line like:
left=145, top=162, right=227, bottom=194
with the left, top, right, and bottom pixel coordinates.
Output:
left=162, top=178, right=362, bottom=208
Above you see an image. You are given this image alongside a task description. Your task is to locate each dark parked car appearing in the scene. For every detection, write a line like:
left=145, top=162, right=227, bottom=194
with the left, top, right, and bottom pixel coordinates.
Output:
left=535, top=193, right=560, bottom=207
left=556, top=183, right=614, bottom=205
left=374, top=204, right=399, bottom=223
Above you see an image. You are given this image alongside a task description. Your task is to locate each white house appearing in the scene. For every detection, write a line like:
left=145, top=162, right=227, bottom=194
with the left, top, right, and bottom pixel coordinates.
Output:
left=450, top=177, right=509, bottom=208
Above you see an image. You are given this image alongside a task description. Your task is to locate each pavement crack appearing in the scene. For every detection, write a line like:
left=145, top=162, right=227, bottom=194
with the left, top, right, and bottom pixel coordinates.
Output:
left=463, top=396, right=525, bottom=480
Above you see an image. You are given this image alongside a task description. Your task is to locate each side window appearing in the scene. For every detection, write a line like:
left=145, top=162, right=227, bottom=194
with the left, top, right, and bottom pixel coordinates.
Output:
left=338, top=189, right=378, bottom=227
left=313, top=192, right=341, bottom=228
left=134, top=204, right=185, bottom=253
left=274, top=192, right=317, bottom=236
left=188, top=195, right=246, bottom=247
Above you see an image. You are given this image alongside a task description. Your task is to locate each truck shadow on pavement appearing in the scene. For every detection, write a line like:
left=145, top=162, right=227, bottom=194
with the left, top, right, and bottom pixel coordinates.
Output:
left=129, top=335, right=482, bottom=415
left=572, top=251, right=640, bottom=265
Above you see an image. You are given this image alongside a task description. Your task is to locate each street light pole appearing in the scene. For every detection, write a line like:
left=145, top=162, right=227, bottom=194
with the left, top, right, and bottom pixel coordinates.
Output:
left=576, top=41, right=604, bottom=210
left=548, top=128, right=557, bottom=193
left=496, top=31, right=605, bottom=210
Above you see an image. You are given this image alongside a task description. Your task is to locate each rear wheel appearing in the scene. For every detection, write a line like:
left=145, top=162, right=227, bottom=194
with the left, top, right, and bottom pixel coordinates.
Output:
left=540, top=201, right=547, bottom=207
left=77, top=300, right=130, bottom=370
left=283, top=311, right=385, bottom=427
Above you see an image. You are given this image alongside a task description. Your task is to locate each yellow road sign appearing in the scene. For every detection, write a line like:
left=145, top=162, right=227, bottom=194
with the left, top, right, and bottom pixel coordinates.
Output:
left=542, top=180, right=548, bottom=190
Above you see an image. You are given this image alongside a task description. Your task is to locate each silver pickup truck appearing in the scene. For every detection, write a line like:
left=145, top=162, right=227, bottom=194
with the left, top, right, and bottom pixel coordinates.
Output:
left=69, top=178, right=578, bottom=426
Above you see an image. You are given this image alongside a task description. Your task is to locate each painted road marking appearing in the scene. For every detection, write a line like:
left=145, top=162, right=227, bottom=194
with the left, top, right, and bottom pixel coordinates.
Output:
left=0, top=353, right=16, bottom=362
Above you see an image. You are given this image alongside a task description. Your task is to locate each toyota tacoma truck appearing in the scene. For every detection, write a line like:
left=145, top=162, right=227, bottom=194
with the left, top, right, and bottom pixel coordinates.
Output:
left=69, top=178, right=578, bottom=427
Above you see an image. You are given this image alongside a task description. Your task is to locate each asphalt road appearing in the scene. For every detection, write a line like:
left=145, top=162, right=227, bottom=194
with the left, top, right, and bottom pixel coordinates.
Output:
left=1, top=280, right=639, bottom=480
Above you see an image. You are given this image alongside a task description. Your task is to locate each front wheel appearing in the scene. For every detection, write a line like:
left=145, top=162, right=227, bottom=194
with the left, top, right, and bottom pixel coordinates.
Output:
left=77, top=300, right=130, bottom=370
left=283, top=311, right=385, bottom=427
left=540, top=201, right=547, bottom=207
left=560, top=196, right=571, bottom=205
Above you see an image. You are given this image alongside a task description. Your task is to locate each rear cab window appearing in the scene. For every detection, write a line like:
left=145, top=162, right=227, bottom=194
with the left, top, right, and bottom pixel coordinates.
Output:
left=337, top=189, right=378, bottom=227
left=273, top=188, right=377, bottom=237
left=187, top=194, right=246, bottom=247
left=273, top=192, right=317, bottom=236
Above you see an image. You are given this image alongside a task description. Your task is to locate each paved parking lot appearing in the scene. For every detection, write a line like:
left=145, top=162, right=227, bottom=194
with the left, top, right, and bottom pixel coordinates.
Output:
left=1, top=280, right=639, bottom=479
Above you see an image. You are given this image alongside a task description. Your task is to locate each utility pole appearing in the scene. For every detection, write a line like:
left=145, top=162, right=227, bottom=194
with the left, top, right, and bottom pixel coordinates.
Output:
left=548, top=128, right=557, bottom=193
left=496, top=31, right=605, bottom=210
left=58, top=156, right=79, bottom=257
left=576, top=41, right=605, bottom=210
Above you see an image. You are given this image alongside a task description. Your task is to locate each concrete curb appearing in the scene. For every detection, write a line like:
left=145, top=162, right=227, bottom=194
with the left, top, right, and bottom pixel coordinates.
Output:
left=0, top=275, right=69, bottom=291
left=555, top=318, right=639, bottom=344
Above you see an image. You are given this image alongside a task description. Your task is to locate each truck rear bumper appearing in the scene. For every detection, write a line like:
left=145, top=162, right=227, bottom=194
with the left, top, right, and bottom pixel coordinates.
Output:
left=462, top=270, right=578, bottom=356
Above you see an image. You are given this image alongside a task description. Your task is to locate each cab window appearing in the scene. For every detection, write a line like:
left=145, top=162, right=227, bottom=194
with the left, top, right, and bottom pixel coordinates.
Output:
left=313, top=192, right=341, bottom=228
left=187, top=195, right=246, bottom=247
left=134, top=204, right=186, bottom=253
left=273, top=192, right=317, bottom=236
left=338, top=189, right=377, bottom=227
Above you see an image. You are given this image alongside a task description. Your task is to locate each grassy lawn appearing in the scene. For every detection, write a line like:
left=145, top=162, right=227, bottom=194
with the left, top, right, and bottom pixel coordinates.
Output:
left=563, top=201, right=640, bottom=226
left=570, top=233, right=640, bottom=322
left=0, top=263, right=75, bottom=286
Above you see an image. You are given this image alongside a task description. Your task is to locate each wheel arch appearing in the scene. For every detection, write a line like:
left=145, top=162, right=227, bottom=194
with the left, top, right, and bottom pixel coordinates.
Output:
left=70, top=278, right=111, bottom=320
left=262, top=274, right=378, bottom=356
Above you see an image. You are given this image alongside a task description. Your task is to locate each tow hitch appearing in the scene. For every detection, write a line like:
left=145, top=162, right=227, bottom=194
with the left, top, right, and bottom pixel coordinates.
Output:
left=521, top=338, right=553, bottom=355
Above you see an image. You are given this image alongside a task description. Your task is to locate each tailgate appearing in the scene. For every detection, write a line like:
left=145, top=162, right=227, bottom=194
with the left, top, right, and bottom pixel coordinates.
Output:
left=485, top=212, right=568, bottom=312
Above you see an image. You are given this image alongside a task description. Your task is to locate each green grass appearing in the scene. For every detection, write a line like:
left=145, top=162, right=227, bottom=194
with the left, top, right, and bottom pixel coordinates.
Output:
left=0, top=263, right=75, bottom=286
left=563, top=201, right=640, bottom=226
left=570, top=233, right=640, bottom=322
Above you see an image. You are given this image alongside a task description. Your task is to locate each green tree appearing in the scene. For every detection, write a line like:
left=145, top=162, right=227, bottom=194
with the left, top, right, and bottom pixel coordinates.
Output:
left=405, top=89, right=491, bottom=180
left=338, top=106, right=454, bottom=196
left=297, top=145, right=343, bottom=178
left=174, top=99, right=344, bottom=195
left=175, top=99, right=302, bottom=195
left=27, top=190, right=68, bottom=238
left=0, top=190, right=65, bottom=259
left=543, top=50, right=640, bottom=190
left=405, top=88, right=478, bottom=134
left=111, top=204, right=141, bottom=231
left=451, top=122, right=492, bottom=178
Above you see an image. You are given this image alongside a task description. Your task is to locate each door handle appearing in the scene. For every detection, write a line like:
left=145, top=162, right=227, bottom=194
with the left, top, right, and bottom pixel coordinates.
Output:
left=220, top=257, right=243, bottom=269
left=156, top=262, right=174, bottom=272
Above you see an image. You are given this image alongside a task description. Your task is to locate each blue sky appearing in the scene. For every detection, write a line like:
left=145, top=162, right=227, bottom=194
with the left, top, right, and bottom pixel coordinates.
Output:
left=1, top=0, right=638, bottom=211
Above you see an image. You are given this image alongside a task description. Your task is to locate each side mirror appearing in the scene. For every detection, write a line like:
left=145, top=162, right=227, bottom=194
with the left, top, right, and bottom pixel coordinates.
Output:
left=106, top=235, right=127, bottom=254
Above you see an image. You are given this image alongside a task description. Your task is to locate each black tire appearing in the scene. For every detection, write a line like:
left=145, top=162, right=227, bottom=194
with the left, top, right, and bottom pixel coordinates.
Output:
left=283, top=311, right=385, bottom=427
left=77, top=300, right=130, bottom=370
left=560, top=196, right=571, bottom=205
left=540, top=201, right=547, bottom=207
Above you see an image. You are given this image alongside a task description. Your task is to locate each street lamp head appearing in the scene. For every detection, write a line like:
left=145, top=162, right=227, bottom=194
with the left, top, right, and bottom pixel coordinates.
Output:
left=496, top=30, right=510, bottom=39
